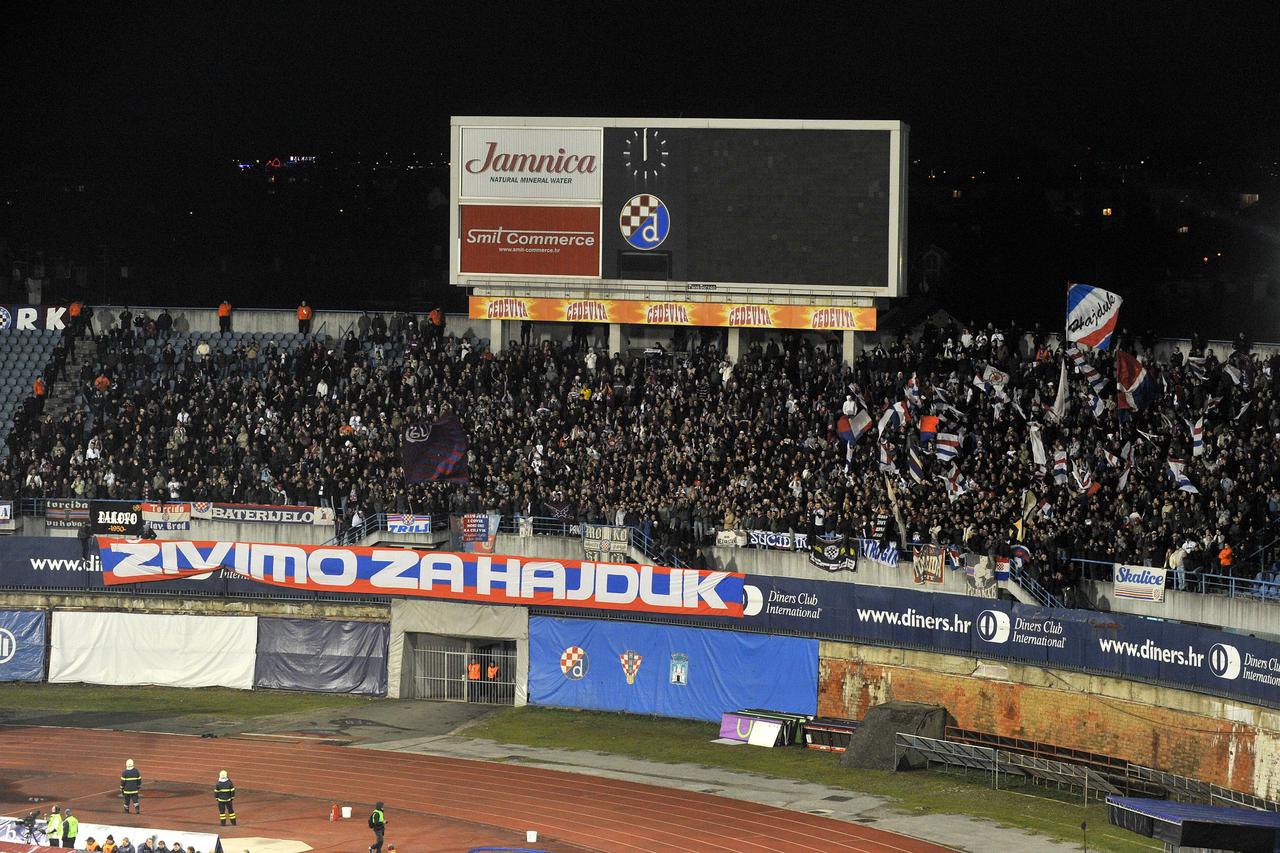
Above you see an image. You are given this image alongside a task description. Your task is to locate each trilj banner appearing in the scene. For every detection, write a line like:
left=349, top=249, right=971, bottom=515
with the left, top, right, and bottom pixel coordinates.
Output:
left=95, top=538, right=744, bottom=617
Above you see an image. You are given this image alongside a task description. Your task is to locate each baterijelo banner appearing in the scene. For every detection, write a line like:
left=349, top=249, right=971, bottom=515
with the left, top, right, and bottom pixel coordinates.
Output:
left=470, top=295, right=876, bottom=331
left=95, top=538, right=745, bottom=617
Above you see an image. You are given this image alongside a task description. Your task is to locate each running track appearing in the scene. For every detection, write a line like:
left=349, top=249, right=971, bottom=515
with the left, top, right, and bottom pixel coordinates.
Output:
left=0, top=727, right=950, bottom=853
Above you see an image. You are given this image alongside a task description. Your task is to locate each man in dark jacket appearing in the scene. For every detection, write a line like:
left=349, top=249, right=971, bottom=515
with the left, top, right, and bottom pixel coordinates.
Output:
left=368, top=801, right=386, bottom=852
left=214, top=770, right=236, bottom=826
left=120, top=758, right=142, bottom=813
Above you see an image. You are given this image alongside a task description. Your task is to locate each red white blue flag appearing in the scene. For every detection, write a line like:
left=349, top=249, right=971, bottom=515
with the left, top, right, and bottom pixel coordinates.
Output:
left=1066, top=283, right=1122, bottom=350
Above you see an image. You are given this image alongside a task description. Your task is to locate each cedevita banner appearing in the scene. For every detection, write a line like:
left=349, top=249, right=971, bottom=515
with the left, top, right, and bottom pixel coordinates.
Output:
left=95, top=538, right=744, bottom=617
left=470, top=295, right=877, bottom=331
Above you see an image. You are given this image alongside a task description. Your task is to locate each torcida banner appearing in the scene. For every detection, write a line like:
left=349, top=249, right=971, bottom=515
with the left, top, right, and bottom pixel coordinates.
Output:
left=95, top=538, right=745, bottom=617
left=469, top=296, right=876, bottom=331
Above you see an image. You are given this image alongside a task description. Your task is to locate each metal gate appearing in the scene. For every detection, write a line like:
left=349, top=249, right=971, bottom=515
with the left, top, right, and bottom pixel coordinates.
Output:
left=409, top=634, right=517, bottom=705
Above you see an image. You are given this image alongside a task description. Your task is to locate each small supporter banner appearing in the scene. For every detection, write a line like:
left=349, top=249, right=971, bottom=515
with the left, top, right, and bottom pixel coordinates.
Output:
left=387, top=513, right=432, bottom=533
left=89, top=500, right=144, bottom=536
left=191, top=502, right=324, bottom=525
left=582, top=524, right=630, bottom=562
left=141, top=501, right=191, bottom=531
left=911, top=544, right=945, bottom=585
left=44, top=498, right=89, bottom=528
left=1113, top=564, right=1168, bottom=602
left=748, top=530, right=809, bottom=550
left=0, top=500, right=13, bottom=532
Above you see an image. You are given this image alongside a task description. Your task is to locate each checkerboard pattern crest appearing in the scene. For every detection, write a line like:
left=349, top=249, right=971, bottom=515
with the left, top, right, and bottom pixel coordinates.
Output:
left=560, top=646, right=587, bottom=678
left=620, top=195, right=660, bottom=237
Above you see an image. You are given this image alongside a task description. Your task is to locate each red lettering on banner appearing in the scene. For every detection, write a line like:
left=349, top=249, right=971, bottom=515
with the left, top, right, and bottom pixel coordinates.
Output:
left=727, top=306, right=772, bottom=327
left=485, top=298, right=531, bottom=320
left=466, top=142, right=597, bottom=176
left=811, top=308, right=857, bottom=329
left=645, top=304, right=691, bottom=325
left=565, top=301, right=609, bottom=322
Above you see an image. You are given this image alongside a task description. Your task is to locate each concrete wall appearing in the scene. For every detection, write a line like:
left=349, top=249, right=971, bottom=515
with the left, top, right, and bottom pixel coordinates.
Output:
left=0, top=590, right=388, bottom=620
left=819, top=640, right=1280, bottom=800
left=88, top=305, right=488, bottom=341
left=31, top=518, right=335, bottom=546
left=1083, top=579, right=1280, bottom=642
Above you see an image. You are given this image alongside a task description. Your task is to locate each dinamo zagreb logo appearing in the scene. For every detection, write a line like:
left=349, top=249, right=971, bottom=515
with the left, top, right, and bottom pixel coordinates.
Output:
left=620, top=194, right=670, bottom=250
left=559, top=646, right=589, bottom=680
left=0, top=307, right=10, bottom=331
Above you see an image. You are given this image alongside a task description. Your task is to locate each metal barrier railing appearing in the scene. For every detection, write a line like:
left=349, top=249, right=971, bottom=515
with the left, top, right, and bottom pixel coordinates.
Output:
left=1073, top=557, right=1280, bottom=600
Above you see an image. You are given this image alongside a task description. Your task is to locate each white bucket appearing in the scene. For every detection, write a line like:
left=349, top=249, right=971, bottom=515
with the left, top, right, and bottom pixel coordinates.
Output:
left=341, top=806, right=352, bottom=819
left=526, top=830, right=538, bottom=843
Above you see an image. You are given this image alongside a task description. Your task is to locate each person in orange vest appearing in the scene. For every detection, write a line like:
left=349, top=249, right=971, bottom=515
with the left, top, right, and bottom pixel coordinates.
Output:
left=297, top=301, right=313, bottom=334
left=428, top=306, right=444, bottom=347
left=218, top=300, right=232, bottom=334
left=467, top=658, right=481, bottom=702
left=486, top=660, right=500, bottom=680
left=33, top=375, right=46, bottom=398
left=69, top=300, right=84, bottom=338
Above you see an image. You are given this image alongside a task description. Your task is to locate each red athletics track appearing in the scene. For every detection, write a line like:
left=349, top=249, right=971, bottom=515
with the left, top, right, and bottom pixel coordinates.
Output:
left=0, top=726, right=951, bottom=853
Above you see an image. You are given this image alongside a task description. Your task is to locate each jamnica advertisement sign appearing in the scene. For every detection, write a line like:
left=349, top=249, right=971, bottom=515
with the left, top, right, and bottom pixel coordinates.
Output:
left=460, top=127, right=602, bottom=201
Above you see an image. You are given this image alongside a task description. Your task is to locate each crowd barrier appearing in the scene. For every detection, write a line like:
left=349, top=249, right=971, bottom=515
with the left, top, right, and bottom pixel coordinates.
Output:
left=529, top=615, right=818, bottom=721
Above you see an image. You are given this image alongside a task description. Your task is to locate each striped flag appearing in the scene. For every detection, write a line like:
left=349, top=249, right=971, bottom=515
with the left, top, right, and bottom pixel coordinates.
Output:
left=877, top=401, right=910, bottom=436
left=1223, top=363, right=1243, bottom=386
left=935, top=432, right=961, bottom=461
left=908, top=446, right=927, bottom=485
left=1190, top=417, right=1204, bottom=457
left=939, top=464, right=972, bottom=501
left=1053, top=450, right=1069, bottom=484
left=1118, top=441, right=1135, bottom=491
left=1067, top=346, right=1108, bottom=394
left=1088, top=392, right=1105, bottom=418
left=1167, top=459, right=1199, bottom=494
left=878, top=441, right=898, bottom=473
left=1185, top=357, right=1207, bottom=382
left=1066, top=283, right=1122, bottom=350
left=1115, top=350, right=1155, bottom=411
left=1011, top=543, right=1032, bottom=569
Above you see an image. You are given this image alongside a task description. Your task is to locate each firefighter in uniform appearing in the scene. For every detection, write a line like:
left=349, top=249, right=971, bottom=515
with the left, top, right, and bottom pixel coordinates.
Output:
left=121, top=758, right=142, bottom=813
left=213, top=770, right=237, bottom=826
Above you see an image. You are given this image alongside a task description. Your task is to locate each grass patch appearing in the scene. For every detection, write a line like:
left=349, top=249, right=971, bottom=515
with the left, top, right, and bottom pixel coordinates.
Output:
left=469, top=707, right=1159, bottom=853
left=0, top=683, right=375, bottom=718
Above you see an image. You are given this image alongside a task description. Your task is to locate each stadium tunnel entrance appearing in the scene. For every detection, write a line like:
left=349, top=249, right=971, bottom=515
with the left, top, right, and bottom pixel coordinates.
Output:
left=387, top=598, right=529, bottom=704
left=407, top=633, right=518, bottom=704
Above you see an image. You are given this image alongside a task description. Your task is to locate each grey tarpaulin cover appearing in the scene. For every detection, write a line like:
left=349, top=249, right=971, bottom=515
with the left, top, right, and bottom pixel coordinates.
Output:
left=254, top=618, right=389, bottom=695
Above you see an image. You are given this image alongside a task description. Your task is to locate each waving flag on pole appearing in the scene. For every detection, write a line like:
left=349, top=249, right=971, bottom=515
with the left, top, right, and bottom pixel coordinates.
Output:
left=935, top=432, right=961, bottom=461
left=1067, top=346, right=1108, bottom=395
left=1167, top=459, right=1199, bottom=494
left=1115, top=350, right=1156, bottom=411
left=877, top=401, right=910, bottom=436
left=907, top=446, right=927, bottom=485
left=1189, top=417, right=1204, bottom=457
left=402, top=415, right=470, bottom=483
left=1066, top=283, right=1122, bottom=350
left=1053, top=450, right=1069, bottom=484
left=1050, top=358, right=1069, bottom=421
left=838, top=411, right=872, bottom=444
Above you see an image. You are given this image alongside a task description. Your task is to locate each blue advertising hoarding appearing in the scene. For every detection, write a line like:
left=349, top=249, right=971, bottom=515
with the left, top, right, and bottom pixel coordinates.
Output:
left=0, top=611, right=47, bottom=682
left=529, top=615, right=818, bottom=721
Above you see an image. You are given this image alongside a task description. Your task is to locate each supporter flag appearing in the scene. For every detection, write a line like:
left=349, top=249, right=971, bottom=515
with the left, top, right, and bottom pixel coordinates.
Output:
left=402, top=415, right=469, bottom=484
left=1102, top=448, right=1120, bottom=468
left=1038, top=499, right=1053, bottom=518
left=907, top=446, right=927, bottom=485
left=1167, top=459, right=1199, bottom=494
left=1118, top=441, right=1135, bottom=491
left=934, top=432, right=961, bottom=461
left=878, top=441, right=898, bottom=473
left=918, top=415, right=939, bottom=443
left=1065, top=283, right=1122, bottom=350
left=1088, top=392, right=1105, bottom=418
left=1189, top=417, right=1204, bottom=457
left=939, top=464, right=972, bottom=501
left=1073, top=461, right=1101, bottom=498
left=838, top=410, right=872, bottom=445
left=1053, top=450, right=1069, bottom=484
left=1115, top=351, right=1155, bottom=411
left=1028, top=424, right=1047, bottom=468
left=973, top=365, right=1009, bottom=398
left=1185, top=357, right=1207, bottom=382
left=1050, top=358, right=1069, bottom=421
left=877, top=401, right=910, bottom=436
left=1011, top=543, right=1032, bottom=569
left=1234, top=399, right=1252, bottom=422
left=994, top=556, right=1011, bottom=582
left=1068, top=346, right=1108, bottom=394
left=1223, top=363, right=1243, bottom=386
left=905, top=374, right=921, bottom=405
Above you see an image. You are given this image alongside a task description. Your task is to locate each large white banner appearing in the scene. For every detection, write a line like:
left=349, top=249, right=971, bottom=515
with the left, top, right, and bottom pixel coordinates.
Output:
left=460, top=126, right=602, bottom=201
left=49, top=612, right=258, bottom=689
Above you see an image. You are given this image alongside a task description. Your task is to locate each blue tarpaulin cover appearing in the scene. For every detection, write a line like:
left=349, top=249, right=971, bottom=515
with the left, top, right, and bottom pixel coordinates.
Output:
left=1108, top=796, right=1280, bottom=853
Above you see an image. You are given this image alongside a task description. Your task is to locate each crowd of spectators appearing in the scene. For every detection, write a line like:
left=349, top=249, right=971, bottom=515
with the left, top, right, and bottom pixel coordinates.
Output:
left=2, top=306, right=1278, bottom=601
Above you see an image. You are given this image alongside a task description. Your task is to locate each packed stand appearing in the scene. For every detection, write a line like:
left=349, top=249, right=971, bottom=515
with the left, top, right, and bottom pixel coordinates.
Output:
left=2, top=307, right=1279, bottom=602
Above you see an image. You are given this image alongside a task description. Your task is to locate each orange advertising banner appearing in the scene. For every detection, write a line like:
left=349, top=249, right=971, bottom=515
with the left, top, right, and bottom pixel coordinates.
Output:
left=469, top=296, right=876, bottom=331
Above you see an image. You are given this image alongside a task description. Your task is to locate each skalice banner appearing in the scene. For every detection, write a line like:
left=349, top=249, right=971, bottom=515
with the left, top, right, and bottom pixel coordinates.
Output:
left=95, top=538, right=745, bottom=617
left=141, top=501, right=191, bottom=531
left=470, top=295, right=877, bottom=331
left=748, top=530, right=808, bottom=550
left=1114, top=564, right=1167, bottom=602
left=45, top=498, right=89, bottom=528
left=582, top=524, right=629, bottom=562
left=191, top=502, right=334, bottom=526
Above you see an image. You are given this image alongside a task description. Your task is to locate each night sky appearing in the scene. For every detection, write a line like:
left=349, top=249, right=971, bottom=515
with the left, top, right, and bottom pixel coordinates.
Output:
left=6, top=4, right=1277, bottom=169
left=3, top=4, right=1279, bottom=330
